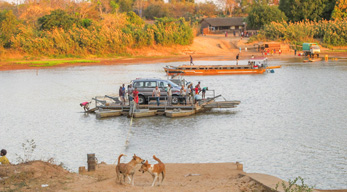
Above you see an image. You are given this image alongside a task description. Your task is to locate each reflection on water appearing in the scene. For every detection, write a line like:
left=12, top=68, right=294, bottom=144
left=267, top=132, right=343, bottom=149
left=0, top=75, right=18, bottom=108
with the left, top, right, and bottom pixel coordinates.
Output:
left=0, top=59, right=346, bottom=189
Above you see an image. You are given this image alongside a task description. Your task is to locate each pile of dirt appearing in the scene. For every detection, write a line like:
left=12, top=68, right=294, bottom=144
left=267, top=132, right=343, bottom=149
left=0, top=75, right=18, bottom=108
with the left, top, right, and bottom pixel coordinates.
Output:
left=0, top=160, right=74, bottom=191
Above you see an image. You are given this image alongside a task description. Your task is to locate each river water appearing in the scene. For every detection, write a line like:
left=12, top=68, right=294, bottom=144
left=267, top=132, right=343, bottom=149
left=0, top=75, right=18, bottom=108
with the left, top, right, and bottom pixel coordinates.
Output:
left=0, top=58, right=346, bottom=189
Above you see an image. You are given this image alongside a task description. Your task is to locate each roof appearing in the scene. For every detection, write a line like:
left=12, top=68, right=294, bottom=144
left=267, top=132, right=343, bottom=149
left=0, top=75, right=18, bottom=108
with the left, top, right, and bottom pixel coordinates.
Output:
left=201, top=17, right=245, bottom=27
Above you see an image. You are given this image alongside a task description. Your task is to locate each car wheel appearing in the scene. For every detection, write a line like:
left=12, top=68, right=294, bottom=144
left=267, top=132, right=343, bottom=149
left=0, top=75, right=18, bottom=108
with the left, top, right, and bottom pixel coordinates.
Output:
left=172, top=96, right=179, bottom=105
left=138, top=95, right=146, bottom=105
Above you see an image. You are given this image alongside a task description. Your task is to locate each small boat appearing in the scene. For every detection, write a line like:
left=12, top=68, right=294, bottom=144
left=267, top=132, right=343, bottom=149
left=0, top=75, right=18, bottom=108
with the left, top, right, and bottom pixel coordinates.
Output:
left=164, top=57, right=273, bottom=76
left=267, top=65, right=281, bottom=69
left=303, top=58, right=322, bottom=62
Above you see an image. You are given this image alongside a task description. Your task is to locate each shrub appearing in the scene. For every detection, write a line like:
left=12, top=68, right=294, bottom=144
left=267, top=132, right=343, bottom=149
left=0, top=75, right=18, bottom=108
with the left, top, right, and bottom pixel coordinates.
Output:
left=253, top=19, right=347, bottom=46
left=38, top=9, right=79, bottom=31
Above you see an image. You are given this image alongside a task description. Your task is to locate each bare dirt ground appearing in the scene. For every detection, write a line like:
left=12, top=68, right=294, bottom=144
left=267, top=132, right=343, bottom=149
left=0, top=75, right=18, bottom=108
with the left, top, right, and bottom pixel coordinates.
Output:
left=0, top=161, right=269, bottom=192
left=1, top=161, right=346, bottom=192
left=1, top=35, right=345, bottom=71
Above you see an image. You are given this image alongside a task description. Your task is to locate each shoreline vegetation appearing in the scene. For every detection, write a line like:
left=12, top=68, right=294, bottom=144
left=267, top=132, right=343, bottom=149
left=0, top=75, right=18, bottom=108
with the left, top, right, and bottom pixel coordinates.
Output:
left=0, top=0, right=346, bottom=71
left=250, top=19, right=347, bottom=49
left=0, top=35, right=346, bottom=71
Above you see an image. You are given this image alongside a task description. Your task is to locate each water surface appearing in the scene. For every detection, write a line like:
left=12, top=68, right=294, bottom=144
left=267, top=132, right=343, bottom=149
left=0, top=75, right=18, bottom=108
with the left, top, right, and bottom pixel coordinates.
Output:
left=0, top=58, right=346, bottom=189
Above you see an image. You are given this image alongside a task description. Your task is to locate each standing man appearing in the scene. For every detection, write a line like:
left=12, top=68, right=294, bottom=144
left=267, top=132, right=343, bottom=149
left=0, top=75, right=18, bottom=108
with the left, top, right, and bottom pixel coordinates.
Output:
left=180, top=85, right=187, bottom=105
left=190, top=55, right=194, bottom=65
left=236, top=53, right=240, bottom=65
left=152, top=86, right=161, bottom=106
left=121, top=84, right=126, bottom=104
left=195, top=81, right=201, bottom=94
left=119, top=86, right=124, bottom=105
left=167, top=84, right=172, bottom=106
left=133, top=87, right=139, bottom=108
left=202, top=87, right=208, bottom=99
left=294, top=49, right=297, bottom=56
left=128, top=84, right=133, bottom=105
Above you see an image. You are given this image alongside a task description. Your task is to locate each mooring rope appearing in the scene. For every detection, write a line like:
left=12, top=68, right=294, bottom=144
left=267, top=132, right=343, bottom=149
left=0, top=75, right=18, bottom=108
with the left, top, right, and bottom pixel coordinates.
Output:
left=124, top=101, right=135, bottom=149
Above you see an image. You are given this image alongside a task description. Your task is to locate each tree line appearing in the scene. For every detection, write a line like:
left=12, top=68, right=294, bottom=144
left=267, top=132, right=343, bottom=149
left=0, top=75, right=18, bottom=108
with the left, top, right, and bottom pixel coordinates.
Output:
left=247, top=0, right=346, bottom=30
left=0, top=0, right=198, bottom=57
left=247, top=0, right=347, bottom=46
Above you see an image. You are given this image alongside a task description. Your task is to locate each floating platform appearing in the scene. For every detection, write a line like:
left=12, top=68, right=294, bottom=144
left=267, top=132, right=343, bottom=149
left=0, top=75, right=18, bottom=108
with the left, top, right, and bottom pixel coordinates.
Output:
left=165, top=109, right=196, bottom=118
left=133, top=109, right=157, bottom=118
left=204, top=101, right=241, bottom=109
left=96, top=110, right=122, bottom=118
left=88, top=95, right=240, bottom=118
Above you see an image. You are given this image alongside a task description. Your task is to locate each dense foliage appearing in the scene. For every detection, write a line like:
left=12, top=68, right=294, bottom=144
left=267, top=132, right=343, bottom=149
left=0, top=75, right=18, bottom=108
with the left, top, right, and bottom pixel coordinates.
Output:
left=279, top=0, right=337, bottom=22
left=246, top=4, right=287, bottom=29
left=0, top=10, right=19, bottom=48
left=8, top=12, right=193, bottom=56
left=253, top=19, right=347, bottom=46
left=331, top=0, right=347, bottom=20
left=0, top=3, right=194, bottom=57
left=38, top=9, right=79, bottom=31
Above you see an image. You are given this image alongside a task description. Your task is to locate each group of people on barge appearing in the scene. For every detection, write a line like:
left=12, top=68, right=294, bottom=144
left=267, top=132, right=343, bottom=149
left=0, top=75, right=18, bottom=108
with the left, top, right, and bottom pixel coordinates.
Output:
left=176, top=82, right=208, bottom=106
left=117, top=81, right=208, bottom=106
left=118, top=84, right=139, bottom=107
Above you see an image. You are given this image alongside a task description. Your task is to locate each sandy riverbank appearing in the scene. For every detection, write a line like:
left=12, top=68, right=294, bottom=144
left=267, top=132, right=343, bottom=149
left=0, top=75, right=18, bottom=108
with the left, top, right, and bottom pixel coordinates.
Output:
left=1, top=161, right=346, bottom=192
left=1, top=35, right=345, bottom=71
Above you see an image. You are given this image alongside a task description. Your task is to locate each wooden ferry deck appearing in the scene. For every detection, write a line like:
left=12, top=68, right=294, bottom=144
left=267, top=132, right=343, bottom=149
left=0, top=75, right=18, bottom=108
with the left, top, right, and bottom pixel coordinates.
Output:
left=90, top=98, right=240, bottom=118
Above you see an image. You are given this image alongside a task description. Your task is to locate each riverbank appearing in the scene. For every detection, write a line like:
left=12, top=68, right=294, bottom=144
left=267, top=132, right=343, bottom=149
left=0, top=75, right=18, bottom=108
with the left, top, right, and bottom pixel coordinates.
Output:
left=1, top=35, right=346, bottom=71
left=1, top=161, right=345, bottom=192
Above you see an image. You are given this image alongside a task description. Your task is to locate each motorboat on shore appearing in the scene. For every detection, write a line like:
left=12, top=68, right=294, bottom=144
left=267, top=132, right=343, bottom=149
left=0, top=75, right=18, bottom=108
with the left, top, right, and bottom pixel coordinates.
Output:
left=164, top=57, right=280, bottom=76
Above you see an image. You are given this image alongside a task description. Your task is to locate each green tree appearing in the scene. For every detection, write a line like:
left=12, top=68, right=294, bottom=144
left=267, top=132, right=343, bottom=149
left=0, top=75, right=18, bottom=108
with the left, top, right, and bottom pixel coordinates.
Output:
left=331, top=0, right=347, bottom=20
left=279, top=0, right=337, bottom=22
left=246, top=4, right=287, bottom=29
left=114, top=0, right=133, bottom=12
left=195, top=1, right=218, bottom=17
left=110, top=0, right=119, bottom=14
left=126, top=11, right=144, bottom=25
left=144, top=2, right=169, bottom=20
left=38, top=9, right=78, bottom=31
left=0, top=10, right=19, bottom=48
left=233, top=0, right=252, bottom=16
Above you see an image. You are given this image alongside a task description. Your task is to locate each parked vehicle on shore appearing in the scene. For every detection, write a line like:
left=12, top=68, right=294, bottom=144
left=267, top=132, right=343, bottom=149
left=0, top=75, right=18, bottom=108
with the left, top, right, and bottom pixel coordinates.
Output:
left=302, top=43, right=320, bottom=58
left=131, top=78, right=181, bottom=104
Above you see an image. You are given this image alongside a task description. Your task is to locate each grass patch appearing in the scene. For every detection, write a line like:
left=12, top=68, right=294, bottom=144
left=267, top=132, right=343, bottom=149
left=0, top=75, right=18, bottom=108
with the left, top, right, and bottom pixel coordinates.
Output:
left=328, top=49, right=347, bottom=52
left=15, top=59, right=100, bottom=67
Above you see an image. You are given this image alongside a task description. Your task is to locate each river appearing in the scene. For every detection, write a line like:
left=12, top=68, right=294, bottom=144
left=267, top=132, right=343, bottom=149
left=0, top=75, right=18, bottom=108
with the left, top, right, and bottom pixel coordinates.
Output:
left=0, top=58, right=346, bottom=189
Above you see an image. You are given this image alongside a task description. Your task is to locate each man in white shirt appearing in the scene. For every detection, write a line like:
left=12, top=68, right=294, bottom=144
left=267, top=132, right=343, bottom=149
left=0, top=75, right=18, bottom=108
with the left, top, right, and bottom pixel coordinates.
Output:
left=152, top=86, right=161, bottom=106
left=167, top=84, right=172, bottom=106
left=180, top=85, right=187, bottom=105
